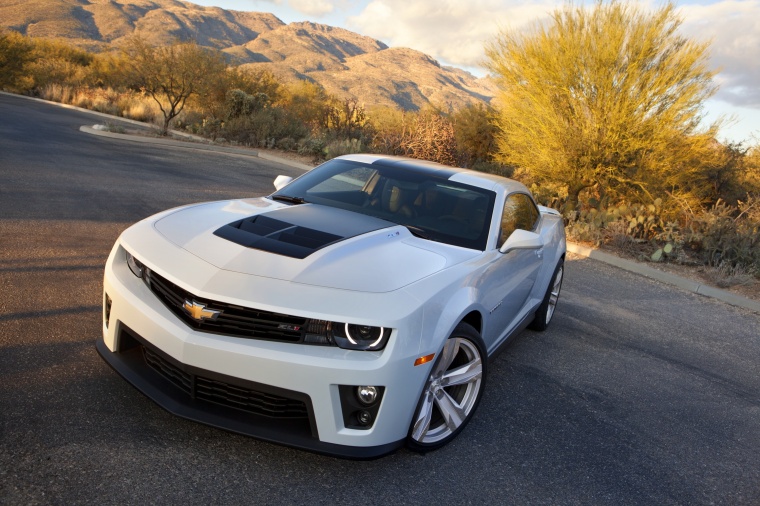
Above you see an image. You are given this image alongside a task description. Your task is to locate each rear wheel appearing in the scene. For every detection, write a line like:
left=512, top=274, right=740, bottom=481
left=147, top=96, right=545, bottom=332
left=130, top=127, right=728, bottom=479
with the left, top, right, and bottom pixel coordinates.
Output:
left=407, top=323, right=486, bottom=452
left=529, top=260, right=564, bottom=331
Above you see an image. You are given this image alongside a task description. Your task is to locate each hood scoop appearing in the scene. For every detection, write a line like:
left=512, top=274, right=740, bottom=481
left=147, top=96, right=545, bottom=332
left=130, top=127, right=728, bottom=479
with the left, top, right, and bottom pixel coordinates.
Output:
left=213, top=204, right=394, bottom=259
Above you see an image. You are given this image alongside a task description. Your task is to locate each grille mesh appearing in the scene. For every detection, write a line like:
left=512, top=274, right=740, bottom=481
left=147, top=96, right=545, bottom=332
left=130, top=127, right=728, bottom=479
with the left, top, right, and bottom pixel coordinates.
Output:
left=141, top=346, right=308, bottom=419
left=146, top=270, right=307, bottom=342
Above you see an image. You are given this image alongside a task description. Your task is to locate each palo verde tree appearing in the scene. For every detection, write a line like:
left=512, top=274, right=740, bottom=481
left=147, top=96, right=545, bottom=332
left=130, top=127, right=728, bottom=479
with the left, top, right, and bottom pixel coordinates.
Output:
left=120, top=38, right=226, bottom=135
left=485, top=1, right=719, bottom=214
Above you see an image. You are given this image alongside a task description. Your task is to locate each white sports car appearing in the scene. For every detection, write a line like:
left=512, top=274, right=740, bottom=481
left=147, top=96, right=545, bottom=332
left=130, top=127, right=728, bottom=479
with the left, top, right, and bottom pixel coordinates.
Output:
left=98, top=154, right=566, bottom=458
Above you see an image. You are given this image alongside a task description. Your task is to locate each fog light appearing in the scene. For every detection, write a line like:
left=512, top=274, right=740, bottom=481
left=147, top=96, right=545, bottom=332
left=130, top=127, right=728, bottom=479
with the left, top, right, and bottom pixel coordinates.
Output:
left=356, top=386, right=378, bottom=405
left=357, top=410, right=372, bottom=426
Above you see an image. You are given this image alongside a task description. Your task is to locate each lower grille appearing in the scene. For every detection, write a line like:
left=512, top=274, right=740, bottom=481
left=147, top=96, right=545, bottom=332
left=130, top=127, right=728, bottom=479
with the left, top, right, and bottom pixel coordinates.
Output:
left=141, top=341, right=309, bottom=420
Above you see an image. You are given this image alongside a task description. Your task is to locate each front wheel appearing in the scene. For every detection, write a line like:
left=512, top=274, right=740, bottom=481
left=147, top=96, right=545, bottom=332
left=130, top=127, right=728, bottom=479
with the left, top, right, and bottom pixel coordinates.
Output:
left=529, top=259, right=564, bottom=331
left=407, top=323, right=487, bottom=452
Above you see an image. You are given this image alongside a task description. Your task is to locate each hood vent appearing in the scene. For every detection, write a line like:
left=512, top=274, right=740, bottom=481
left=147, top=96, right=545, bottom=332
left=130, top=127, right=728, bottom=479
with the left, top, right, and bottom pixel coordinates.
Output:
left=214, top=215, right=342, bottom=259
left=213, top=204, right=394, bottom=259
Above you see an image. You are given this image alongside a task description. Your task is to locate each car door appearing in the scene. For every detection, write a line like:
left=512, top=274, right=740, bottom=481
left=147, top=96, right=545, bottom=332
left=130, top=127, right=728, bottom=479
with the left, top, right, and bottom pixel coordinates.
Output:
left=481, top=193, right=543, bottom=348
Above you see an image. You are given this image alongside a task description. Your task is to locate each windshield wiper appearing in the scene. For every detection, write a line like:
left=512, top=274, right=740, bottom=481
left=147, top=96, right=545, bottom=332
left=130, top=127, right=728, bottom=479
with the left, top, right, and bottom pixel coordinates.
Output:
left=405, top=225, right=429, bottom=239
left=271, top=195, right=306, bottom=204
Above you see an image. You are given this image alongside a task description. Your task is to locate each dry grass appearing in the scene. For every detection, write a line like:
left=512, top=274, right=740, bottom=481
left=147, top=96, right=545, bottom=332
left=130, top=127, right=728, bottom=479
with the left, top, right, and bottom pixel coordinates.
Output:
left=120, top=99, right=159, bottom=123
left=39, top=84, right=160, bottom=123
left=701, top=263, right=756, bottom=289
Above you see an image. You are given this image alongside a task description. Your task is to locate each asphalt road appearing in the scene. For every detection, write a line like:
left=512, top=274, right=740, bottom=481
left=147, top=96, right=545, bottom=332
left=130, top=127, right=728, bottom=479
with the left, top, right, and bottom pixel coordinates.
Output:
left=1, top=93, right=759, bottom=505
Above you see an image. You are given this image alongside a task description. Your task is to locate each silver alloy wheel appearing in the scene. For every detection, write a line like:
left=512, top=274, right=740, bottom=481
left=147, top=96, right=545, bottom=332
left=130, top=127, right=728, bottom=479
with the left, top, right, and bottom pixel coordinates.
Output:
left=411, top=337, right=483, bottom=444
left=545, top=265, right=563, bottom=325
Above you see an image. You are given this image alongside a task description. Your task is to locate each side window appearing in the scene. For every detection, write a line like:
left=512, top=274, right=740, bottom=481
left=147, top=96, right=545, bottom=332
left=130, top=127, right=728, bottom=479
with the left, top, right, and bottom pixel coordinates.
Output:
left=498, top=193, right=540, bottom=246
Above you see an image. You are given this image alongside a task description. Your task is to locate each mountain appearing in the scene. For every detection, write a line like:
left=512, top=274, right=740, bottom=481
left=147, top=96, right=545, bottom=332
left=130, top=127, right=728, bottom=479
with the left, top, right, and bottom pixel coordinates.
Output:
left=0, top=0, right=496, bottom=111
left=0, top=0, right=284, bottom=50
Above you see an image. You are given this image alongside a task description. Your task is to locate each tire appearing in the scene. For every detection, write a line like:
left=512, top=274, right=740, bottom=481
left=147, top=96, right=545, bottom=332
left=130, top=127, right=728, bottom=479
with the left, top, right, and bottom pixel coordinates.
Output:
left=407, top=322, right=487, bottom=452
left=528, top=259, right=564, bottom=331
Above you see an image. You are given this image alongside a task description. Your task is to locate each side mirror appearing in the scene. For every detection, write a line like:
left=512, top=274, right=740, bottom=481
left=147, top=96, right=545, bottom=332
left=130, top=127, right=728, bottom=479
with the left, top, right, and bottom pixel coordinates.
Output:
left=273, top=175, right=293, bottom=191
left=499, top=229, right=542, bottom=254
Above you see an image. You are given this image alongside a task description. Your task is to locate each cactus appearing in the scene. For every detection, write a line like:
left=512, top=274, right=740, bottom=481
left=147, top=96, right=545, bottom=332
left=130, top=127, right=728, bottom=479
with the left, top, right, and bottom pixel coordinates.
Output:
left=651, top=242, right=674, bottom=262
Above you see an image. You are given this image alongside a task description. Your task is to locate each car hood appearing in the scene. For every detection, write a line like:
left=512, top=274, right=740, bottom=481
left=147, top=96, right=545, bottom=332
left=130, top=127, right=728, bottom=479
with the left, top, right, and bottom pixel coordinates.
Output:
left=152, top=198, right=477, bottom=293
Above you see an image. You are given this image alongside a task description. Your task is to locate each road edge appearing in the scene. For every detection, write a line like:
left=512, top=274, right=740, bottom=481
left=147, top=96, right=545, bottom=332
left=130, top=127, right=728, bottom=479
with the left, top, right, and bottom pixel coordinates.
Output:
left=79, top=126, right=314, bottom=171
left=2, top=91, right=314, bottom=171
left=567, top=243, right=760, bottom=313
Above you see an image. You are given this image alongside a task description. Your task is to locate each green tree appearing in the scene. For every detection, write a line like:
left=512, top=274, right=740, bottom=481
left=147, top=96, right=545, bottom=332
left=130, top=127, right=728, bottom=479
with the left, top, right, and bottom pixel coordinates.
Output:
left=279, top=80, right=333, bottom=131
left=452, top=103, right=499, bottom=167
left=25, top=37, right=94, bottom=89
left=121, top=38, right=227, bottom=135
left=485, top=1, right=719, bottom=213
left=0, top=30, right=34, bottom=91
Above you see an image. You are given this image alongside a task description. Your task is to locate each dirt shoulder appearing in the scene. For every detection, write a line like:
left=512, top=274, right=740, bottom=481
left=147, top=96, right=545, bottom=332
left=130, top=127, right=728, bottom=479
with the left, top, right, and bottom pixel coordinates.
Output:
left=592, top=243, right=760, bottom=302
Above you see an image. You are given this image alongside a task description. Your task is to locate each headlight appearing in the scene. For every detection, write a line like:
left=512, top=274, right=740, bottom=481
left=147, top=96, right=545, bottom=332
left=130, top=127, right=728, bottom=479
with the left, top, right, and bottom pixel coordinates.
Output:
left=126, top=251, right=144, bottom=278
left=304, top=320, right=391, bottom=351
left=332, top=323, right=390, bottom=351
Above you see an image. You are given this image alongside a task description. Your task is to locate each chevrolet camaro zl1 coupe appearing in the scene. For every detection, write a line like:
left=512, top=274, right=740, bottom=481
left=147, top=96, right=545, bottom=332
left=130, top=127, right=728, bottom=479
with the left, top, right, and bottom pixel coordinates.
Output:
left=98, top=154, right=566, bottom=458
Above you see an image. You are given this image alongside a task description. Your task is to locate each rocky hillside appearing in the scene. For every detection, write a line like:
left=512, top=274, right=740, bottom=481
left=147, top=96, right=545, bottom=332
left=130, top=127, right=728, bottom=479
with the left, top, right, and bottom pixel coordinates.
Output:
left=0, top=0, right=496, bottom=110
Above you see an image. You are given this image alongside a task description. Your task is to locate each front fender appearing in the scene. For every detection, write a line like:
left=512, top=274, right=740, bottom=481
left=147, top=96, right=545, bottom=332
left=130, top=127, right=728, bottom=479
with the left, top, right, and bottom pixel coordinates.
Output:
left=420, top=286, right=485, bottom=357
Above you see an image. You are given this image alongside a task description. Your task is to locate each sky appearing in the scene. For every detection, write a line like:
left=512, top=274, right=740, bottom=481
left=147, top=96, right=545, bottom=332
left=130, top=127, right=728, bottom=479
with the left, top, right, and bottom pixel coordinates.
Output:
left=189, top=0, right=760, bottom=145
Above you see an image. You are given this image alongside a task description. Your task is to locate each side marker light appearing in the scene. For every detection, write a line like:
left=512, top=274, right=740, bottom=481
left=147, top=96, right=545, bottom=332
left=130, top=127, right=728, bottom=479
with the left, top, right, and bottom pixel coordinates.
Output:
left=414, top=353, right=435, bottom=366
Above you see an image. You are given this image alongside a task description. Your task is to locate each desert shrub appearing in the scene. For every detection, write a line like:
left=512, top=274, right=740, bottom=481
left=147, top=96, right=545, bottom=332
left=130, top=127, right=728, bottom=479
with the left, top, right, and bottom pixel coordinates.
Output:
left=297, top=135, right=328, bottom=159
left=277, top=137, right=297, bottom=151
left=684, top=196, right=760, bottom=274
left=0, top=30, right=35, bottom=91
left=279, top=80, right=333, bottom=131
left=217, top=106, right=308, bottom=148
left=452, top=103, right=498, bottom=168
left=326, top=97, right=368, bottom=141
left=225, top=89, right=270, bottom=119
left=472, top=160, right=513, bottom=178
left=366, top=106, right=405, bottom=155
left=564, top=193, right=760, bottom=277
left=324, top=138, right=363, bottom=160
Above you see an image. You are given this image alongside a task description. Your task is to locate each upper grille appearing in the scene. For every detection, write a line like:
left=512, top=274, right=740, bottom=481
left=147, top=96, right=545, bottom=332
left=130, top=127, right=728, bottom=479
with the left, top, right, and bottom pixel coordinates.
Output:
left=146, top=269, right=308, bottom=342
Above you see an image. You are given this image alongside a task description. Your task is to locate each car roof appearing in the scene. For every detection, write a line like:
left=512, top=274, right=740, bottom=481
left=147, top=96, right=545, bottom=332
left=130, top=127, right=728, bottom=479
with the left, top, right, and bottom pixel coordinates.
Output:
left=335, top=154, right=528, bottom=194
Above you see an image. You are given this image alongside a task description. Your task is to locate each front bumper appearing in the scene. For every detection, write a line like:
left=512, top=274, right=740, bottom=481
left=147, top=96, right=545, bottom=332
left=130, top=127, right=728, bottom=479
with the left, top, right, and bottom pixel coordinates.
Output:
left=99, top=241, right=430, bottom=458
left=96, top=330, right=404, bottom=459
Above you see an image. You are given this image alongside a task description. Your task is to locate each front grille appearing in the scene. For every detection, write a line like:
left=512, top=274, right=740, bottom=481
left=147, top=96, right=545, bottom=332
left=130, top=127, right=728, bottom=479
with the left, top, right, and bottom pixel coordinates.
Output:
left=142, top=344, right=309, bottom=419
left=146, top=269, right=308, bottom=342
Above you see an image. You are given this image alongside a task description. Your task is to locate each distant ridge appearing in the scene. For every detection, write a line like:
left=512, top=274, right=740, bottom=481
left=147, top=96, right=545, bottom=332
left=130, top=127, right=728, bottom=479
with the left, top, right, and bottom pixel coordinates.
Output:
left=0, top=0, right=496, bottom=110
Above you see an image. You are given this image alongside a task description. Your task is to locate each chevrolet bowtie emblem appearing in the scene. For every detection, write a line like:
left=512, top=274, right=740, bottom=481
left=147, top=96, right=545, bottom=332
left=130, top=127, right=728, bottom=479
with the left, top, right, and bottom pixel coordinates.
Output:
left=182, top=300, right=221, bottom=321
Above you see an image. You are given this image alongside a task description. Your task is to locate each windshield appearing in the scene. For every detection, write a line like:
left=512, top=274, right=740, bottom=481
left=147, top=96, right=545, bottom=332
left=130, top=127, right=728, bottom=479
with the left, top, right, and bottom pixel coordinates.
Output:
left=271, top=159, right=496, bottom=250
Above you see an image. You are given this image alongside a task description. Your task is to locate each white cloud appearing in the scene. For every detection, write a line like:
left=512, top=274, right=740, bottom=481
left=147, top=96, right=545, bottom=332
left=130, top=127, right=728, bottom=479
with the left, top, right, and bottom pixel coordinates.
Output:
left=679, top=0, right=760, bottom=109
left=348, top=0, right=760, bottom=112
left=288, top=0, right=335, bottom=17
left=347, top=0, right=555, bottom=70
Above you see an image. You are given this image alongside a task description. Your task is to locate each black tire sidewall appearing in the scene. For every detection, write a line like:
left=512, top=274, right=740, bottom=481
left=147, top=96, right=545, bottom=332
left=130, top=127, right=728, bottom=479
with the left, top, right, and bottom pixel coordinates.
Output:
left=529, top=259, right=564, bottom=331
